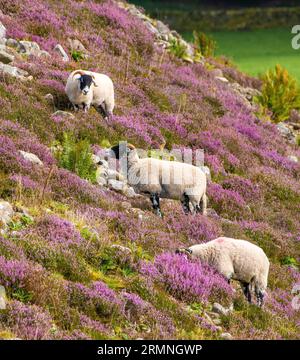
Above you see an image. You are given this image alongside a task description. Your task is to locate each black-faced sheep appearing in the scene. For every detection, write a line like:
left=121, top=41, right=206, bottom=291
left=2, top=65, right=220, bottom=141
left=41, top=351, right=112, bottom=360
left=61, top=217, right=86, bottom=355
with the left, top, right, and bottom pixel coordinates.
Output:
left=176, top=237, right=270, bottom=306
left=108, top=143, right=207, bottom=217
left=65, top=70, right=114, bottom=120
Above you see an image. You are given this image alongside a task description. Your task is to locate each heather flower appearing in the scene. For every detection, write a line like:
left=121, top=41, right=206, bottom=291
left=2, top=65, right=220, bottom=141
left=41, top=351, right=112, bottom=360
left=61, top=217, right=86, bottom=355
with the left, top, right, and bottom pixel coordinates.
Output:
left=151, top=253, right=233, bottom=303
left=0, top=255, right=29, bottom=287
left=2, top=300, right=53, bottom=340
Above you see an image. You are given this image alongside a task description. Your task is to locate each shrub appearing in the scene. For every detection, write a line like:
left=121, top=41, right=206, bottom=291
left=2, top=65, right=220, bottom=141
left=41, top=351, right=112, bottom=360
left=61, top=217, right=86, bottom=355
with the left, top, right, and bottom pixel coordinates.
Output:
left=71, top=50, right=84, bottom=62
left=257, top=65, right=300, bottom=122
left=193, top=31, right=216, bottom=58
left=56, top=133, right=97, bottom=182
left=150, top=253, right=233, bottom=304
left=167, top=38, right=188, bottom=60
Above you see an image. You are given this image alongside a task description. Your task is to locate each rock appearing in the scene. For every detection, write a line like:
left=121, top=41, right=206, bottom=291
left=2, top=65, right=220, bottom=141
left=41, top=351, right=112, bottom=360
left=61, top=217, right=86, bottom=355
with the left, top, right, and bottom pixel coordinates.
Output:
left=0, top=49, right=14, bottom=64
left=0, top=21, right=6, bottom=40
left=212, top=318, right=222, bottom=325
left=0, top=285, right=7, bottom=310
left=206, top=208, right=219, bottom=218
left=144, top=21, right=160, bottom=36
left=19, top=150, right=43, bottom=166
left=216, top=76, right=229, bottom=83
left=0, top=200, right=14, bottom=227
left=288, top=155, right=298, bottom=163
left=38, top=50, right=50, bottom=58
left=0, top=63, right=32, bottom=81
left=19, top=40, right=40, bottom=55
left=52, top=110, right=74, bottom=119
left=123, top=186, right=137, bottom=198
left=108, top=179, right=125, bottom=192
left=156, top=20, right=170, bottom=35
left=220, top=332, right=233, bottom=340
left=5, top=38, right=19, bottom=49
left=54, top=44, right=69, bottom=62
left=67, top=38, right=86, bottom=52
left=111, top=244, right=132, bottom=254
left=276, top=122, right=296, bottom=143
left=230, top=82, right=261, bottom=102
left=97, top=176, right=107, bottom=186
left=44, top=93, right=54, bottom=103
left=212, top=303, right=233, bottom=316
left=210, top=68, right=223, bottom=78
left=92, top=154, right=101, bottom=165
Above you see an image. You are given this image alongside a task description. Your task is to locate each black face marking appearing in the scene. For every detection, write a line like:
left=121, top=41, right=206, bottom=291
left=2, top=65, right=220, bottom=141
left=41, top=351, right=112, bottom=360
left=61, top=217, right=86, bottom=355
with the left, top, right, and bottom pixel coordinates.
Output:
left=79, top=74, right=93, bottom=91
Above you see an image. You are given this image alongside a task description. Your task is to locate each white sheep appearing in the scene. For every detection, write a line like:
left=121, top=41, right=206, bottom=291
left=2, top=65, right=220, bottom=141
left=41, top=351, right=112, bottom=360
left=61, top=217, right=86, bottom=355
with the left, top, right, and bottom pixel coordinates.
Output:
left=176, top=237, right=269, bottom=306
left=108, top=143, right=207, bottom=217
left=65, top=70, right=114, bottom=119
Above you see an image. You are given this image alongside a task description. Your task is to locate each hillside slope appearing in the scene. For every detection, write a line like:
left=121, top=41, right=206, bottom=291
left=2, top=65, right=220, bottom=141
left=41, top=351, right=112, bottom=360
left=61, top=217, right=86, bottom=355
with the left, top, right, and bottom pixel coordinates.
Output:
left=0, top=0, right=299, bottom=340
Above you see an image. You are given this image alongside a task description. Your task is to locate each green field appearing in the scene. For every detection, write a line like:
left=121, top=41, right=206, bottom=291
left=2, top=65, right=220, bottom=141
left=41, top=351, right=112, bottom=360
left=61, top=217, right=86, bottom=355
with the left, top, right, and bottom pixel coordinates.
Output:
left=185, top=28, right=300, bottom=81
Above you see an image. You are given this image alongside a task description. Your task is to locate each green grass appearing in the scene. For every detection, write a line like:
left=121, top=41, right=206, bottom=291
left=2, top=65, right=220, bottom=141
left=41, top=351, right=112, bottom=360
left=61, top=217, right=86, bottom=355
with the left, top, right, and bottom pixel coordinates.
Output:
left=184, top=28, right=300, bottom=82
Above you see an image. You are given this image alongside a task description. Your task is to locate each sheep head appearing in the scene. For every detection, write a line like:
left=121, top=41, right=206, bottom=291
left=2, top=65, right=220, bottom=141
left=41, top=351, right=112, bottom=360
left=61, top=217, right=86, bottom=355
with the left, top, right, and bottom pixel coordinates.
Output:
left=73, top=70, right=98, bottom=95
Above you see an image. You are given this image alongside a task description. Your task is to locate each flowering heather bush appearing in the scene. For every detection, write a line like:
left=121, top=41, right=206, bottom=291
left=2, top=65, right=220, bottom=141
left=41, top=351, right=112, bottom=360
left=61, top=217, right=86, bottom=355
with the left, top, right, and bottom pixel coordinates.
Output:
left=0, top=256, right=29, bottom=288
left=150, top=253, right=233, bottom=304
left=1, top=300, right=53, bottom=340
left=0, top=0, right=299, bottom=340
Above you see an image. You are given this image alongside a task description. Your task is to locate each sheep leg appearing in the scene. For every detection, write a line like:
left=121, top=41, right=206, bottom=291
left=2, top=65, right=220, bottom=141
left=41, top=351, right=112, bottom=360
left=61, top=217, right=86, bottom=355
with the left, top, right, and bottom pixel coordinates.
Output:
left=97, top=103, right=108, bottom=119
left=73, top=104, right=80, bottom=112
left=150, top=193, right=162, bottom=217
left=197, top=194, right=207, bottom=215
left=241, top=282, right=252, bottom=303
left=255, top=287, right=265, bottom=307
left=181, top=193, right=191, bottom=214
left=82, top=103, right=90, bottom=113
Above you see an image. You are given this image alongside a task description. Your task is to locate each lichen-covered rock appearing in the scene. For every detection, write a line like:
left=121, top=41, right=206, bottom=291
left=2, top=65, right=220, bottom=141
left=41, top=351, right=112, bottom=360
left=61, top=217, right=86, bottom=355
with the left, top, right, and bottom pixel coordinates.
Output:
left=67, top=38, right=86, bottom=52
left=212, top=302, right=233, bottom=316
left=220, top=332, right=233, bottom=340
left=0, top=63, right=32, bottom=80
left=54, top=44, right=69, bottom=62
left=0, top=21, right=6, bottom=39
left=52, top=110, right=75, bottom=119
left=0, top=286, right=7, bottom=310
left=19, top=150, right=43, bottom=166
left=108, top=179, right=125, bottom=192
left=0, top=200, right=14, bottom=227
left=276, top=122, right=296, bottom=143
left=0, top=49, right=14, bottom=64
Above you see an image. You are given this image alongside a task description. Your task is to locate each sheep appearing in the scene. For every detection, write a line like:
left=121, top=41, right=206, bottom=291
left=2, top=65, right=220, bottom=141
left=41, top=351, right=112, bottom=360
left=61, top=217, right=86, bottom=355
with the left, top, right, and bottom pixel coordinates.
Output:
left=176, top=237, right=270, bottom=306
left=108, top=143, right=207, bottom=217
left=65, top=70, right=114, bottom=120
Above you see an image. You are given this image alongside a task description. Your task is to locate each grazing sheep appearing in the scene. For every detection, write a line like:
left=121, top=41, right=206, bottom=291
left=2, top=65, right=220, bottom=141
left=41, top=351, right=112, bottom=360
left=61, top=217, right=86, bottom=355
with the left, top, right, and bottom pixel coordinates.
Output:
left=65, top=70, right=114, bottom=120
left=108, top=143, right=207, bottom=217
left=176, top=237, right=269, bottom=306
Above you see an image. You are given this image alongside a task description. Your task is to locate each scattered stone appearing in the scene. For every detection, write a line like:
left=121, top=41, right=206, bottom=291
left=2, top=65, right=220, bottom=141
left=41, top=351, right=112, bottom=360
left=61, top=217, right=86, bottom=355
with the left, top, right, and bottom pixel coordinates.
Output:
left=19, top=40, right=40, bottom=55
left=276, top=122, right=296, bottom=143
left=206, top=208, right=219, bottom=218
left=67, top=38, right=86, bottom=52
left=230, top=82, right=261, bottom=102
left=0, top=200, right=14, bottom=227
left=44, top=93, right=54, bottom=103
left=0, top=63, right=32, bottom=81
left=0, top=21, right=6, bottom=39
left=52, top=110, right=75, bottom=119
left=0, top=49, right=14, bottom=64
left=0, top=286, right=7, bottom=310
left=156, top=20, right=170, bottom=35
left=111, top=244, right=132, bottom=254
left=210, top=68, right=223, bottom=78
left=216, top=76, right=229, bottom=83
left=212, top=318, right=222, bottom=326
left=54, top=44, right=69, bottom=62
left=96, top=176, right=107, bottom=187
left=19, top=150, right=43, bottom=166
left=212, top=302, right=232, bottom=316
left=220, top=332, right=233, bottom=340
left=108, top=179, right=125, bottom=192
left=5, top=38, right=19, bottom=49
left=123, top=186, right=137, bottom=198
left=288, top=155, right=298, bottom=163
